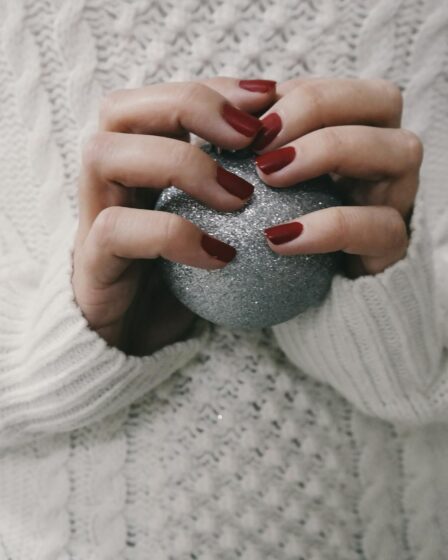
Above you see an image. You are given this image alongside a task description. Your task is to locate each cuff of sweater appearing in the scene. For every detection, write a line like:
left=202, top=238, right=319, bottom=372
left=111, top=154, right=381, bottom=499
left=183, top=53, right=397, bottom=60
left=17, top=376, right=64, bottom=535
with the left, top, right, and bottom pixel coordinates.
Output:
left=272, top=204, right=442, bottom=424
left=0, top=220, right=205, bottom=447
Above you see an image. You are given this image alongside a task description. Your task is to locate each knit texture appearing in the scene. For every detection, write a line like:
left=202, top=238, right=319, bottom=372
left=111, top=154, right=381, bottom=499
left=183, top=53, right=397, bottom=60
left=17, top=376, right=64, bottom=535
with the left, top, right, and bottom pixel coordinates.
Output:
left=1, top=0, right=448, bottom=558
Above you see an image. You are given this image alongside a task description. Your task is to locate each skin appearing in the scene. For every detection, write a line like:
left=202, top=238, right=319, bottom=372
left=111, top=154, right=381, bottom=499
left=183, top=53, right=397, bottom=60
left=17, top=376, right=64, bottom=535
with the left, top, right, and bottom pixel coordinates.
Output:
left=72, top=77, right=422, bottom=355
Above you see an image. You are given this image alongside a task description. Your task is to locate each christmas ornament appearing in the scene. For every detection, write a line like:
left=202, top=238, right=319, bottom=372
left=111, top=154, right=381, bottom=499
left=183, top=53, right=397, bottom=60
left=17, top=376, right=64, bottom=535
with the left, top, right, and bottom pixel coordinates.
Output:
left=155, top=143, right=342, bottom=329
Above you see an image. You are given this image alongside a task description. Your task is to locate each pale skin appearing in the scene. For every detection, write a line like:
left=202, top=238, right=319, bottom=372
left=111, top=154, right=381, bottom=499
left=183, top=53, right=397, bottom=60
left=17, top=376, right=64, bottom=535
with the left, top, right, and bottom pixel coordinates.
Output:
left=72, top=77, right=423, bottom=355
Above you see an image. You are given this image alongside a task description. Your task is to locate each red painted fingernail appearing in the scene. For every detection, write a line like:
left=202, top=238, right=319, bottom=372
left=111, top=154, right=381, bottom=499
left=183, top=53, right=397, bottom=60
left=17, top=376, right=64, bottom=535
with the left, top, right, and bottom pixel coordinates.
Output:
left=216, top=166, right=254, bottom=199
left=252, top=113, right=282, bottom=151
left=255, top=146, right=296, bottom=174
left=264, top=222, right=304, bottom=245
left=201, top=234, right=236, bottom=263
left=239, top=79, right=277, bottom=93
left=222, top=102, right=262, bottom=137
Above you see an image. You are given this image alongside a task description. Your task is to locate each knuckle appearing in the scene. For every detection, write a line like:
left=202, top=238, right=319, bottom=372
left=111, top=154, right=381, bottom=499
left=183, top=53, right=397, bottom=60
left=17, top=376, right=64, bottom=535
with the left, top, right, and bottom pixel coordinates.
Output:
left=99, top=89, right=126, bottom=128
left=159, top=212, right=183, bottom=251
left=81, top=131, right=110, bottom=171
left=180, top=81, right=209, bottom=106
left=384, top=208, right=408, bottom=250
left=91, top=206, right=121, bottom=248
left=378, top=79, right=403, bottom=115
left=321, top=127, right=344, bottom=170
left=400, top=129, right=424, bottom=167
left=171, top=142, right=198, bottom=175
left=276, top=78, right=305, bottom=97
left=332, top=207, right=350, bottom=247
left=301, top=83, right=326, bottom=125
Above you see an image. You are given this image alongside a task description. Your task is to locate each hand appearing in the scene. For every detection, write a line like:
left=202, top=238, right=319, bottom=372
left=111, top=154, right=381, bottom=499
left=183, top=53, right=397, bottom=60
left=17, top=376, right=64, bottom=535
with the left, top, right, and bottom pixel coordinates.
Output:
left=252, top=78, right=423, bottom=277
left=72, top=78, right=276, bottom=354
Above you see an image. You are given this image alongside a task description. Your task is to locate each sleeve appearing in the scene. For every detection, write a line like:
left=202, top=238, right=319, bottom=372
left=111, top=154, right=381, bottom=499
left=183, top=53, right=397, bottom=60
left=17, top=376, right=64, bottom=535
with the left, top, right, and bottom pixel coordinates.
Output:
left=0, top=219, right=206, bottom=450
left=272, top=167, right=448, bottom=428
left=271, top=8, right=448, bottom=427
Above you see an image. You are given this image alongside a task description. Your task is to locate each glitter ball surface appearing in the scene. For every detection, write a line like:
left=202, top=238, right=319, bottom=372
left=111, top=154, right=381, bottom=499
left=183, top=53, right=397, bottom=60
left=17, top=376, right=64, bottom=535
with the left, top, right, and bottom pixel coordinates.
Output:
left=155, top=143, right=343, bottom=329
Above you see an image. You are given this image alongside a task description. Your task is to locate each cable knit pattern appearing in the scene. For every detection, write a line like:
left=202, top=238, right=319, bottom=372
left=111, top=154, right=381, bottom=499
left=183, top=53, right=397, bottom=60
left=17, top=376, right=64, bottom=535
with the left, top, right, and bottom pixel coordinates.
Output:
left=1, top=1, right=448, bottom=558
left=401, top=426, right=446, bottom=560
left=65, top=410, right=128, bottom=560
left=351, top=414, right=408, bottom=560
left=123, top=329, right=362, bottom=559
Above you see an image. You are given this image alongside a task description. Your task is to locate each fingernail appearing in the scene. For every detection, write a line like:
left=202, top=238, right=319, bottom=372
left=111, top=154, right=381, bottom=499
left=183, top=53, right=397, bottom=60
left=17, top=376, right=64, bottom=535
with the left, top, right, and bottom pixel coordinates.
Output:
left=252, top=113, right=282, bottom=151
left=264, top=222, right=304, bottom=245
left=201, top=233, right=237, bottom=263
left=222, top=102, right=262, bottom=137
left=239, top=79, right=277, bottom=93
left=255, top=146, right=296, bottom=174
left=216, top=166, right=254, bottom=199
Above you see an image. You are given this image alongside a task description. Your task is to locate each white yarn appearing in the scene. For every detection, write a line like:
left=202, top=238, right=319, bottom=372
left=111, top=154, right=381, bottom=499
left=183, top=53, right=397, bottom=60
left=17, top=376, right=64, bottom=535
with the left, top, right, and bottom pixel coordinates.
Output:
left=0, top=0, right=448, bottom=558
left=357, top=0, right=402, bottom=78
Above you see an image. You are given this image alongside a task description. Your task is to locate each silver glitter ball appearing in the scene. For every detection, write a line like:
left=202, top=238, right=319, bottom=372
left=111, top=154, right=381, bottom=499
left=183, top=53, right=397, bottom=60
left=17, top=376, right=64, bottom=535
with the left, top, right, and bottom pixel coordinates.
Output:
left=155, top=143, right=342, bottom=329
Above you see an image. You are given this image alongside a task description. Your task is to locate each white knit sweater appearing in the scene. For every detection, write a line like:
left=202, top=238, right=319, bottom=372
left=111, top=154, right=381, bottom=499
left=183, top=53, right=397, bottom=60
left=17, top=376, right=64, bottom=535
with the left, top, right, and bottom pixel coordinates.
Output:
left=1, top=0, right=448, bottom=558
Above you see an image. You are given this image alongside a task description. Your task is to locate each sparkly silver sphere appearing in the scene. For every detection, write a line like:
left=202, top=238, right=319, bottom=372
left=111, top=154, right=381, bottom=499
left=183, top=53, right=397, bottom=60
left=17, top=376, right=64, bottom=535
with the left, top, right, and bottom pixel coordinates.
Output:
left=155, top=143, right=342, bottom=329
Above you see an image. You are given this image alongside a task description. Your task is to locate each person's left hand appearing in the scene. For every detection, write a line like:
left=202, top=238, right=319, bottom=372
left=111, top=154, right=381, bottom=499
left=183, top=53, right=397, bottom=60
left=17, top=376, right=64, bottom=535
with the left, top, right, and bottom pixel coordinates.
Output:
left=252, top=78, right=423, bottom=277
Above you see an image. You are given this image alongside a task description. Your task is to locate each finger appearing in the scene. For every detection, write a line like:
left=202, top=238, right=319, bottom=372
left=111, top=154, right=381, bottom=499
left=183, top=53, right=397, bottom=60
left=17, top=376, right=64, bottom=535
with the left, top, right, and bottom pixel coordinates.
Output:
left=264, top=205, right=409, bottom=274
left=275, top=76, right=326, bottom=96
left=81, top=206, right=237, bottom=288
left=252, top=78, right=403, bottom=152
left=198, top=76, right=277, bottom=112
left=255, top=126, right=422, bottom=216
left=98, top=80, right=265, bottom=150
left=78, top=132, right=255, bottom=238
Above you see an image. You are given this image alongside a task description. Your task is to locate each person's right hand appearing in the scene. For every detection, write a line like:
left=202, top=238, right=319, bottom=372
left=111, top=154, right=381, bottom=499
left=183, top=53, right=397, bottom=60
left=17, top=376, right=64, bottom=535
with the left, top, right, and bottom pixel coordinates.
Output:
left=72, top=77, right=276, bottom=355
